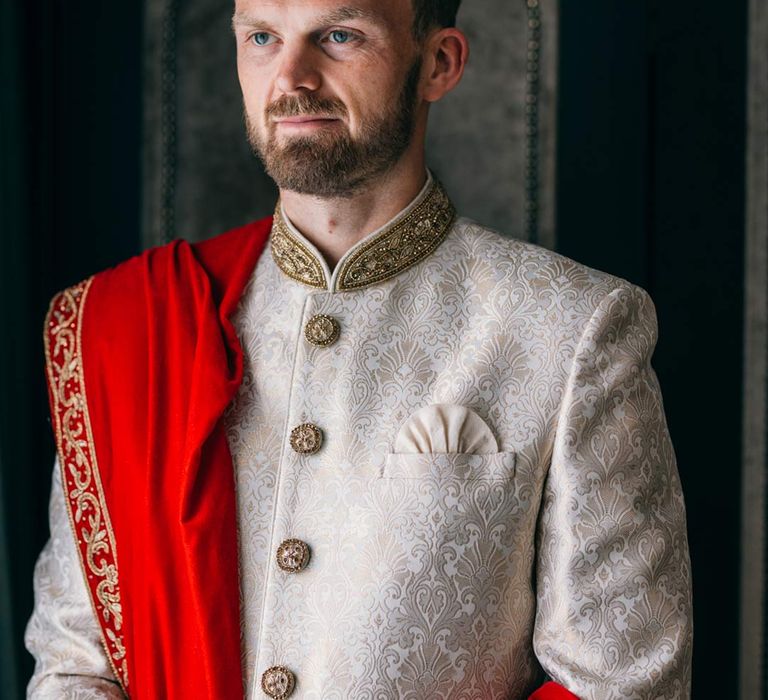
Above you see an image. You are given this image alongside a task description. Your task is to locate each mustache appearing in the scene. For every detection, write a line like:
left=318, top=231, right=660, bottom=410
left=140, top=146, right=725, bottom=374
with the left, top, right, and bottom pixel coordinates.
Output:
left=266, top=94, right=348, bottom=120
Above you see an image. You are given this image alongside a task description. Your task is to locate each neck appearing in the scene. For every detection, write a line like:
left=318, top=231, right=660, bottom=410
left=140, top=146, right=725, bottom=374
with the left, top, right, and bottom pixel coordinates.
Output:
left=278, top=153, right=428, bottom=269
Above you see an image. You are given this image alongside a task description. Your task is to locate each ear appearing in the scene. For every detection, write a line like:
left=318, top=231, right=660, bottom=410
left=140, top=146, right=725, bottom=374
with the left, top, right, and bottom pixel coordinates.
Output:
left=420, top=28, right=469, bottom=103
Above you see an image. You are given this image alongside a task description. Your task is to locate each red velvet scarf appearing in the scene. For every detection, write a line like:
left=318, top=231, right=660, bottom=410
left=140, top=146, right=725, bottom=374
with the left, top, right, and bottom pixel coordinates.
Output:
left=44, top=215, right=578, bottom=700
left=44, top=219, right=271, bottom=698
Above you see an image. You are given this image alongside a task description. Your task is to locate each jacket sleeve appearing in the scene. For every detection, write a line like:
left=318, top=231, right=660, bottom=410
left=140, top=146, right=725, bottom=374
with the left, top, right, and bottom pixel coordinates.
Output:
left=532, top=284, right=693, bottom=699
left=25, top=457, right=125, bottom=699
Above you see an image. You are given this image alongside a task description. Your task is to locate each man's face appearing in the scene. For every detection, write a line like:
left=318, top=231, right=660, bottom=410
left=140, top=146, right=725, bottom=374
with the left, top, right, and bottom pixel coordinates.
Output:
left=233, top=0, right=424, bottom=198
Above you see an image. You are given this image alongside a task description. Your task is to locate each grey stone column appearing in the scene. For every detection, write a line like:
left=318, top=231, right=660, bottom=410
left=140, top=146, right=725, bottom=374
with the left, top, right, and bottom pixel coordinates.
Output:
left=142, top=0, right=559, bottom=248
left=740, top=0, right=768, bottom=696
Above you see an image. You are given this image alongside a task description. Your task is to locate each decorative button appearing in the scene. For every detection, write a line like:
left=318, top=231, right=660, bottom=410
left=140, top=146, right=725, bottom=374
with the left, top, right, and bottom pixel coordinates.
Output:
left=276, top=538, right=311, bottom=573
left=290, top=423, right=323, bottom=455
left=261, top=665, right=296, bottom=699
left=304, top=314, right=340, bottom=347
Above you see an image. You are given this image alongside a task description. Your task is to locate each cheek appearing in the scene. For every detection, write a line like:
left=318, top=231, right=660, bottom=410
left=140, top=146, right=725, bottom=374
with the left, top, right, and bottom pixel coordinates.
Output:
left=238, top=67, right=270, bottom=120
left=237, top=52, right=271, bottom=96
left=349, top=77, right=401, bottom=125
left=238, top=58, right=256, bottom=89
left=335, top=65, right=399, bottom=115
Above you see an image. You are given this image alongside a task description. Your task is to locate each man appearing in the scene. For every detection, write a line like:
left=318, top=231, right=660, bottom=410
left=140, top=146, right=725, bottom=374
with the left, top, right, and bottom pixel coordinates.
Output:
left=26, top=0, right=693, bottom=698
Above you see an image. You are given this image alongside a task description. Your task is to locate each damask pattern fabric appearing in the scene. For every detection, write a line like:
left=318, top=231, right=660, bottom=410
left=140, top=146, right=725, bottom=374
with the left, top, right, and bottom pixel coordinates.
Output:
left=534, top=285, right=692, bottom=698
left=26, top=184, right=692, bottom=698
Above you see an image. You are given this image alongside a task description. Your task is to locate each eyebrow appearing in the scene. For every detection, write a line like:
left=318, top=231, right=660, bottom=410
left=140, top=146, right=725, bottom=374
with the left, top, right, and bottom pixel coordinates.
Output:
left=231, top=6, right=385, bottom=32
left=315, top=7, right=383, bottom=26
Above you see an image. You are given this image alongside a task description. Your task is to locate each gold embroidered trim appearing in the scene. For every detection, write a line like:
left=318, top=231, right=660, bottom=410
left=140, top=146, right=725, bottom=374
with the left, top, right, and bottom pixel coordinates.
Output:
left=269, top=179, right=456, bottom=291
left=337, top=180, right=456, bottom=290
left=270, top=211, right=328, bottom=289
left=44, top=279, right=129, bottom=692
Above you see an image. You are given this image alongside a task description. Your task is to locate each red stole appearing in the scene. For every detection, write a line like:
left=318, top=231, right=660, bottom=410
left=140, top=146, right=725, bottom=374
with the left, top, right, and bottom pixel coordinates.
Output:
left=44, top=218, right=271, bottom=698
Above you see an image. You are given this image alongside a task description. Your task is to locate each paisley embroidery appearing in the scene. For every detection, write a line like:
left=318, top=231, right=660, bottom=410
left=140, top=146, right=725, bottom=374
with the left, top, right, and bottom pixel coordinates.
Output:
left=336, top=181, right=456, bottom=290
left=269, top=217, right=328, bottom=289
left=269, top=179, right=456, bottom=291
left=44, top=279, right=129, bottom=692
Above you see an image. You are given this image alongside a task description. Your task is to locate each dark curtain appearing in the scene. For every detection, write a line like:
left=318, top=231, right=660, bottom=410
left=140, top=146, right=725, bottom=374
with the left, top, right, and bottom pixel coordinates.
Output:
left=0, top=1, right=143, bottom=696
left=557, top=1, right=747, bottom=697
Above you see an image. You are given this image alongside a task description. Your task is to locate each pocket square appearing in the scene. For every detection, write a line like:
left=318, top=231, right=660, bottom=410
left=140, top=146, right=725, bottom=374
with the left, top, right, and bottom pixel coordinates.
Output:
left=394, top=403, right=499, bottom=454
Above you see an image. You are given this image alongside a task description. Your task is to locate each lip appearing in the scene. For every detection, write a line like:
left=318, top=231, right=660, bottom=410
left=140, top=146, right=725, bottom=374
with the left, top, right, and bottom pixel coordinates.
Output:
left=274, top=116, right=340, bottom=125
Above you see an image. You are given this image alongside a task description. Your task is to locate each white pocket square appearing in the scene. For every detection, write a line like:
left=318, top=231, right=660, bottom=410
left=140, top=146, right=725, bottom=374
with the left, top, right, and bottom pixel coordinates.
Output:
left=394, top=403, right=499, bottom=454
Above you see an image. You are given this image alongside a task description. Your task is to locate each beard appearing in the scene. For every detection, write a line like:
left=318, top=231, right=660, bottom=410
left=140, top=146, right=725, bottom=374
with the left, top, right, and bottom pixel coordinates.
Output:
left=245, top=59, right=422, bottom=198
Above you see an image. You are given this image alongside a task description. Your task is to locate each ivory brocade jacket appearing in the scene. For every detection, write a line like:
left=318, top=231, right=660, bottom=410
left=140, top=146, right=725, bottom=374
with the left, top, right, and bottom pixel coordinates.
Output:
left=26, top=176, right=693, bottom=699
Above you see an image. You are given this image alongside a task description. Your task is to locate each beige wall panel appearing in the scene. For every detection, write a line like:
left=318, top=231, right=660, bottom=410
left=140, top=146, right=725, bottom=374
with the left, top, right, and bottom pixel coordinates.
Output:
left=740, top=0, right=768, bottom=696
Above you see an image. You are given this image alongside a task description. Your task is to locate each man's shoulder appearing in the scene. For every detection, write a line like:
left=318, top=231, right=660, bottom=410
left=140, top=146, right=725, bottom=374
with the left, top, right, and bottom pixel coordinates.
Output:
left=44, top=216, right=274, bottom=376
left=447, top=216, right=643, bottom=308
left=52, top=216, right=274, bottom=305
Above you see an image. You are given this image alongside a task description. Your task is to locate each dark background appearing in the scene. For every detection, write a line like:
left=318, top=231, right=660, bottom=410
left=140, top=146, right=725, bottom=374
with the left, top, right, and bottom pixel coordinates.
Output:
left=1, top=0, right=746, bottom=697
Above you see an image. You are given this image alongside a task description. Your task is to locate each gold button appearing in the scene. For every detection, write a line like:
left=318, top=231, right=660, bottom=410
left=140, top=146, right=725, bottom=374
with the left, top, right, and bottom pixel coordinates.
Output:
left=304, top=314, right=340, bottom=347
left=290, top=423, right=323, bottom=455
left=261, top=665, right=295, bottom=699
left=276, top=538, right=311, bottom=573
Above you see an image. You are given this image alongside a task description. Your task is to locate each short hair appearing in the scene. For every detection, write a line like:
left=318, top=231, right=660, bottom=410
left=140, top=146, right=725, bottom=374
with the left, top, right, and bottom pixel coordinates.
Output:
left=412, top=0, right=462, bottom=41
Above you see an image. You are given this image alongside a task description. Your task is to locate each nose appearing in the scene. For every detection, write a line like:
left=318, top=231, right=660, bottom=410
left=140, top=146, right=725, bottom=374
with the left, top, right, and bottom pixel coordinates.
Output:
left=275, top=41, right=322, bottom=94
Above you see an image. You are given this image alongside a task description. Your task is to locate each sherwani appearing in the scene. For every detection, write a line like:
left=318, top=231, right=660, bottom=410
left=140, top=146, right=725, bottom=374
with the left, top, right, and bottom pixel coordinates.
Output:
left=26, top=174, right=693, bottom=699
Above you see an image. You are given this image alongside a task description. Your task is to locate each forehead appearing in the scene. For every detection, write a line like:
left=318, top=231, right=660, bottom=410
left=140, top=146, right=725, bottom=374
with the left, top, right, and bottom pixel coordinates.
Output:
left=232, top=0, right=413, bottom=30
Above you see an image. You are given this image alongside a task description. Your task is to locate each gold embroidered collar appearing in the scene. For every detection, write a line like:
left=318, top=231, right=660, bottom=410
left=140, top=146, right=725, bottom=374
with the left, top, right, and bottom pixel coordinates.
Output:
left=269, top=178, right=456, bottom=292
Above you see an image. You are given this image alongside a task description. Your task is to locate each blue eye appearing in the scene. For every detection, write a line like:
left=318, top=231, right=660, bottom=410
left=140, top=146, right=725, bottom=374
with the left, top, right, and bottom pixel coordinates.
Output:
left=329, top=30, right=351, bottom=44
left=251, top=32, right=274, bottom=46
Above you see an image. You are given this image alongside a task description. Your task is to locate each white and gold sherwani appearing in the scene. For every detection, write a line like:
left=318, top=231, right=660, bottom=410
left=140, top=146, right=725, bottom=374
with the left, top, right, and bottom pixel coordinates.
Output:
left=27, top=173, right=693, bottom=699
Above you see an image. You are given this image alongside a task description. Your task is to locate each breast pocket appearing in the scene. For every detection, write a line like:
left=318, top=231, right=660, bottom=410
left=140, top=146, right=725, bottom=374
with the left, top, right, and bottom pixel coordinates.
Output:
left=380, top=451, right=516, bottom=481
left=372, top=450, right=519, bottom=562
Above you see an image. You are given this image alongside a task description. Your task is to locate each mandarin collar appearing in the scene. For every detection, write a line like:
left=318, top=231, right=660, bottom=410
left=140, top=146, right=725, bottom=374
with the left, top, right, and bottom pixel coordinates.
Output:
left=269, top=172, right=456, bottom=292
